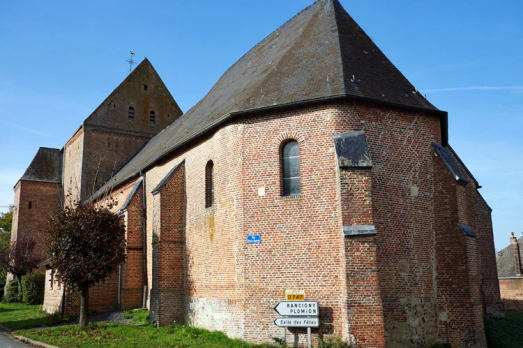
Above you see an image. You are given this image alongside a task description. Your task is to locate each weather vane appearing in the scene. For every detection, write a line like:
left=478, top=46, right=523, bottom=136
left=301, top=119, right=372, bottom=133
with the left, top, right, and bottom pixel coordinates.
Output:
left=126, top=51, right=136, bottom=74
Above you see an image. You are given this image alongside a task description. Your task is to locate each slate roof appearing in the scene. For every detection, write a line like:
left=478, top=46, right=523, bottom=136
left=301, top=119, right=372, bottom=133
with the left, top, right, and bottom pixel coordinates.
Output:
left=497, top=236, right=523, bottom=278
left=18, top=147, right=62, bottom=185
left=457, top=224, right=477, bottom=238
left=432, top=143, right=468, bottom=183
left=333, top=131, right=372, bottom=168
left=151, top=161, right=184, bottom=195
left=117, top=177, right=143, bottom=213
left=92, top=0, right=443, bottom=199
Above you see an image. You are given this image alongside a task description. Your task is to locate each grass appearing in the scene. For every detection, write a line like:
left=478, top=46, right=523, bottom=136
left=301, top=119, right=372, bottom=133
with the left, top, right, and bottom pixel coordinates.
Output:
left=8, top=304, right=521, bottom=348
left=17, top=322, right=278, bottom=348
left=0, top=302, right=65, bottom=330
left=123, top=309, right=150, bottom=325
left=485, top=310, right=523, bottom=348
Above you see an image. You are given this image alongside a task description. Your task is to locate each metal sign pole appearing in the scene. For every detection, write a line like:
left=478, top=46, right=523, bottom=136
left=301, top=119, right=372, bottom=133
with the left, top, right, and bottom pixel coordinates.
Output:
left=282, top=327, right=286, bottom=345
left=307, top=327, right=312, bottom=348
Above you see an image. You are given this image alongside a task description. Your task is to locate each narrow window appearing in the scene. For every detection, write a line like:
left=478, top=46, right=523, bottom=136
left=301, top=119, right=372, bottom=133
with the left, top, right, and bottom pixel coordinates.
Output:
left=205, top=161, right=214, bottom=208
left=28, top=201, right=32, bottom=209
left=50, top=272, right=54, bottom=290
left=128, top=106, right=134, bottom=119
left=282, top=140, right=301, bottom=196
left=150, top=110, right=155, bottom=125
left=143, top=84, right=148, bottom=91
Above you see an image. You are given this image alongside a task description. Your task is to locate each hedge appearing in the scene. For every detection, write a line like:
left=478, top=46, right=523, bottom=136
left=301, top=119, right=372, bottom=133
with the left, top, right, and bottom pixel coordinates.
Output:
left=22, top=271, right=45, bottom=305
left=3, top=279, right=19, bottom=303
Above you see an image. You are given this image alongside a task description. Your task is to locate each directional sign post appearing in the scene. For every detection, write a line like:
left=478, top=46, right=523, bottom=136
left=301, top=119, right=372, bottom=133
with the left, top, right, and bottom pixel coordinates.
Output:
left=274, top=317, right=319, bottom=328
left=273, top=301, right=318, bottom=316
left=273, top=301, right=319, bottom=348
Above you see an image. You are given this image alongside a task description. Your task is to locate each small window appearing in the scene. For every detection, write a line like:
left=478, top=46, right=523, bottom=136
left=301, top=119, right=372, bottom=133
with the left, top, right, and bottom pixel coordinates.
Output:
left=128, top=106, right=134, bottom=119
left=50, top=272, right=54, bottom=290
left=281, top=140, right=301, bottom=196
left=150, top=110, right=155, bottom=125
left=28, top=201, right=32, bottom=209
left=205, top=161, right=214, bottom=208
left=143, top=84, right=148, bottom=91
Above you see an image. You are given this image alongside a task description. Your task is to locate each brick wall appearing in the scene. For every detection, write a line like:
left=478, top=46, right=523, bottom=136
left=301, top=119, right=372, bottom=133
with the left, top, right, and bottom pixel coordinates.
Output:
left=63, top=271, right=120, bottom=316
left=150, top=163, right=186, bottom=324
left=433, top=151, right=487, bottom=348
left=63, top=128, right=84, bottom=205
left=90, top=99, right=497, bottom=346
left=82, top=130, right=148, bottom=197
left=340, top=169, right=385, bottom=347
left=333, top=101, right=442, bottom=348
left=499, top=278, right=523, bottom=310
left=475, top=196, right=504, bottom=317
left=10, top=180, right=61, bottom=255
left=121, top=182, right=145, bottom=310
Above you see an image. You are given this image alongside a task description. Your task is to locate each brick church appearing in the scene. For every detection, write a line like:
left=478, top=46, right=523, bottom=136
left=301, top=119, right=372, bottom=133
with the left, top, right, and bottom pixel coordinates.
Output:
left=9, top=1, right=504, bottom=347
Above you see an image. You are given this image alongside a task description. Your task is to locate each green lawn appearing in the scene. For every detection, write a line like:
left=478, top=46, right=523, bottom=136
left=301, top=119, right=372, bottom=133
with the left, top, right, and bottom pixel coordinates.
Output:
left=0, top=302, right=64, bottom=330
left=5, top=303, right=522, bottom=348
left=485, top=310, right=523, bottom=348
left=17, top=322, right=278, bottom=348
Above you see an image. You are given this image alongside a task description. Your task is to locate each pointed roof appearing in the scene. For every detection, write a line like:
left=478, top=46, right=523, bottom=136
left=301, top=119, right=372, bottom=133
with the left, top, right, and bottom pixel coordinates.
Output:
left=19, top=147, right=62, bottom=185
left=92, top=0, right=444, bottom=199
left=83, top=58, right=183, bottom=130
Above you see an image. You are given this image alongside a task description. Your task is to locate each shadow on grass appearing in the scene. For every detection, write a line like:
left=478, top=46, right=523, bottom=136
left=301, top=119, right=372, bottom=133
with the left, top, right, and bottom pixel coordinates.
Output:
left=2, top=315, right=64, bottom=331
left=485, top=310, right=523, bottom=348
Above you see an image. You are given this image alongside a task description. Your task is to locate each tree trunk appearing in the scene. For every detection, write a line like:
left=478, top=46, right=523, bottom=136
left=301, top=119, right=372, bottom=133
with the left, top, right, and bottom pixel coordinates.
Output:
left=79, top=287, right=90, bottom=329
left=16, top=275, right=22, bottom=302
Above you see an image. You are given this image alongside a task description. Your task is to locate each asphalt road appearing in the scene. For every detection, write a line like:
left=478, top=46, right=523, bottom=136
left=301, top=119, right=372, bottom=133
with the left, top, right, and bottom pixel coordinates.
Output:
left=0, top=332, right=32, bottom=348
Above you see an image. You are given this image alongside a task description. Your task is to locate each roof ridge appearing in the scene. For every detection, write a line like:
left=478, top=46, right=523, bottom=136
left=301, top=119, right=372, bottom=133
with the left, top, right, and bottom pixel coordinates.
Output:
left=216, top=1, right=322, bottom=80
left=242, top=3, right=323, bottom=106
left=38, top=147, right=61, bottom=151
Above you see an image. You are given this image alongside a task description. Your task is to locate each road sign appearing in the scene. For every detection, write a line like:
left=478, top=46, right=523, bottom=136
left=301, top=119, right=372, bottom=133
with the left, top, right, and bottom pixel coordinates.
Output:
left=247, top=234, right=261, bottom=244
left=286, top=293, right=304, bottom=301
left=273, top=301, right=318, bottom=316
left=274, top=317, right=319, bottom=328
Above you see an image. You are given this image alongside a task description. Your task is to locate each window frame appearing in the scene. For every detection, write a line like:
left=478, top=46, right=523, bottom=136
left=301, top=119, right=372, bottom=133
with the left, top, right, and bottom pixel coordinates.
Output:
left=205, top=161, right=214, bottom=208
left=149, top=110, right=156, bottom=125
left=281, top=139, right=301, bottom=196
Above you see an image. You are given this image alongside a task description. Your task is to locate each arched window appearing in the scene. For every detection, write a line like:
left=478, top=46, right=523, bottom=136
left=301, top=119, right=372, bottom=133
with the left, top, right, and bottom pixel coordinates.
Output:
left=205, top=161, right=214, bottom=208
left=282, top=140, right=301, bottom=196
left=150, top=110, right=155, bottom=125
left=28, top=201, right=32, bottom=209
left=128, top=106, right=134, bottom=119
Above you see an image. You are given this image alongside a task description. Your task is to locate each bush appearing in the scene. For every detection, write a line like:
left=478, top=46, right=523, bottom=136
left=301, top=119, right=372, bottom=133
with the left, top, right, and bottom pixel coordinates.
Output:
left=22, top=271, right=45, bottom=305
left=3, top=278, right=19, bottom=302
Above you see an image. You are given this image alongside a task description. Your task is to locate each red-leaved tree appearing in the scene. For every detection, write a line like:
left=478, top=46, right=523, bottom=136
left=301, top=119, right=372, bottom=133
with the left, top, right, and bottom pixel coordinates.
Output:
left=47, top=204, right=126, bottom=329
left=0, top=235, right=44, bottom=301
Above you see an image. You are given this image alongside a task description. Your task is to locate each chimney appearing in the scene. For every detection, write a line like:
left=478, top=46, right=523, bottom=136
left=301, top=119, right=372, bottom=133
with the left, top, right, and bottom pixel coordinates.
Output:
left=511, top=232, right=522, bottom=276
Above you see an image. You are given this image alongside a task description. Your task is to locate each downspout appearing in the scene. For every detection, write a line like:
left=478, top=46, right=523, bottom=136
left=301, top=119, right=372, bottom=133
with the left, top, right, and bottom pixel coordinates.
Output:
left=141, top=171, right=148, bottom=308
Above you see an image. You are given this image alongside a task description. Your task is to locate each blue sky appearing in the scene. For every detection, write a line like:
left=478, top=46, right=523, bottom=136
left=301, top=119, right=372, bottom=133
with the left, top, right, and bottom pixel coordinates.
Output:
left=0, top=0, right=521, bottom=250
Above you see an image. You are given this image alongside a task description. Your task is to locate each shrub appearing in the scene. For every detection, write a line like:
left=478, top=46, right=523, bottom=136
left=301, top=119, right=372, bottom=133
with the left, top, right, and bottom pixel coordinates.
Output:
left=22, top=270, right=45, bottom=305
left=317, top=337, right=351, bottom=348
left=3, top=279, right=19, bottom=303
